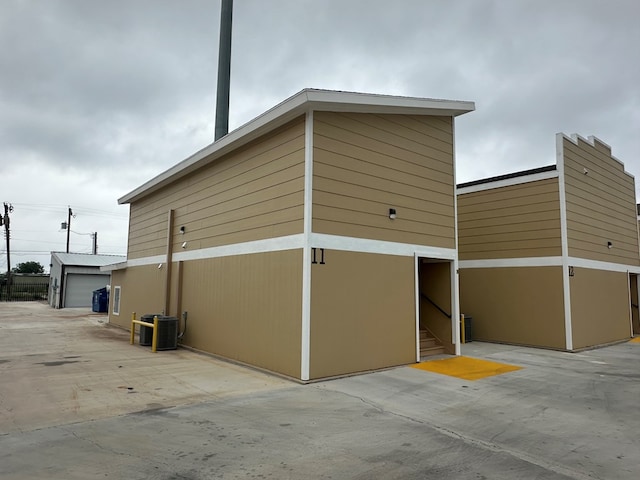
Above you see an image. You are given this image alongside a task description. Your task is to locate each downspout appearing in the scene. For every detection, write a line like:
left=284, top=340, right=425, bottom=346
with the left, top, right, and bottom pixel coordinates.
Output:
left=164, top=210, right=174, bottom=315
left=176, top=260, right=185, bottom=339
left=175, top=260, right=184, bottom=318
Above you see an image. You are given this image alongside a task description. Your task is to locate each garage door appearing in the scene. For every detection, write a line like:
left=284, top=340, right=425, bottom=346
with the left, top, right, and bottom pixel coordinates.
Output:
left=64, top=274, right=111, bottom=308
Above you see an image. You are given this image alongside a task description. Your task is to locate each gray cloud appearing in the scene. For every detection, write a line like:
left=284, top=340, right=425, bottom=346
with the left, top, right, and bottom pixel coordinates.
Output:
left=1, top=0, right=638, bottom=269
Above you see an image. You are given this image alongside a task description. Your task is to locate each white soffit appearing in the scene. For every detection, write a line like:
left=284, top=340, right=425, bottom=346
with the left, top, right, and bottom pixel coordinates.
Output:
left=119, top=89, right=475, bottom=205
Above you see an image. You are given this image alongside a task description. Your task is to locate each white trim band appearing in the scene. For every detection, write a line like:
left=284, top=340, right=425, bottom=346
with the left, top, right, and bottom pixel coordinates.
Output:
left=172, top=234, right=305, bottom=262
left=569, top=257, right=640, bottom=274
left=309, top=233, right=457, bottom=260
left=104, top=234, right=459, bottom=271
left=126, top=255, right=167, bottom=268
left=459, top=255, right=640, bottom=274
left=459, top=257, right=562, bottom=269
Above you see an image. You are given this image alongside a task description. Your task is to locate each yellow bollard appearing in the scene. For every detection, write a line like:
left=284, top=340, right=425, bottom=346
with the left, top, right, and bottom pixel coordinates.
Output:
left=151, top=315, right=159, bottom=353
left=130, top=312, right=136, bottom=345
left=460, top=314, right=466, bottom=344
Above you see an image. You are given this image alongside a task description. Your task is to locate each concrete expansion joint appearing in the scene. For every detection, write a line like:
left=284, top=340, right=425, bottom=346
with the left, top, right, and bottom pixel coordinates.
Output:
left=315, top=385, right=594, bottom=480
left=312, top=385, right=387, bottom=416
left=61, top=426, right=136, bottom=459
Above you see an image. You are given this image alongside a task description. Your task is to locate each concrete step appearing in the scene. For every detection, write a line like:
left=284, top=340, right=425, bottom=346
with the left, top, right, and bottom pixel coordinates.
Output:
left=420, top=345, right=446, bottom=357
left=419, top=329, right=444, bottom=356
left=420, top=337, right=437, bottom=348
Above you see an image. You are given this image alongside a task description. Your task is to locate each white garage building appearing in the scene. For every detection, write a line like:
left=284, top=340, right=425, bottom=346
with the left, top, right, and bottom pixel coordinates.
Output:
left=48, top=252, right=126, bottom=308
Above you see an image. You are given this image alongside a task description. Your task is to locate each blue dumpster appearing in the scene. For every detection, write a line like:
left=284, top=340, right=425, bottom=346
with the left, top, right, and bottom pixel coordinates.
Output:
left=92, top=287, right=109, bottom=313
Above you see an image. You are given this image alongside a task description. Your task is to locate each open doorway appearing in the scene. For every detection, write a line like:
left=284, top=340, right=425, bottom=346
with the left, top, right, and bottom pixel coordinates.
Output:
left=418, top=258, right=456, bottom=357
left=630, top=274, right=639, bottom=335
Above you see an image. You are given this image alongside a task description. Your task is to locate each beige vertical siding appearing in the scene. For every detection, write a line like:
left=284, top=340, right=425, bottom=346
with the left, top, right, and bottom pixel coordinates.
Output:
left=563, top=136, right=640, bottom=265
left=127, top=117, right=306, bottom=260
left=309, top=250, right=416, bottom=379
left=108, top=266, right=166, bottom=330
left=312, top=112, right=455, bottom=248
left=458, top=179, right=562, bottom=260
left=459, top=266, right=566, bottom=349
left=570, top=267, right=631, bottom=349
left=178, top=249, right=303, bottom=379
left=419, top=261, right=454, bottom=353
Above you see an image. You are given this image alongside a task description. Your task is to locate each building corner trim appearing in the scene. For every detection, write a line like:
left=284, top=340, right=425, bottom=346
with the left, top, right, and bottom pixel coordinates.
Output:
left=414, top=254, right=420, bottom=361
left=451, top=118, right=461, bottom=355
left=301, top=110, right=314, bottom=381
left=557, top=134, right=573, bottom=350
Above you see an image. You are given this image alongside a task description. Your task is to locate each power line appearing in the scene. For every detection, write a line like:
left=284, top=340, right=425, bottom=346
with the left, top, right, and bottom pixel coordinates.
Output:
left=9, top=251, right=125, bottom=255
left=12, top=203, right=128, bottom=218
left=10, top=237, right=66, bottom=245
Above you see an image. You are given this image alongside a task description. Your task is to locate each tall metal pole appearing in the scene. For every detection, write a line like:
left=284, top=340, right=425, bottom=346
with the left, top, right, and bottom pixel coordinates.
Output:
left=214, top=0, right=233, bottom=141
left=66, top=207, right=72, bottom=253
left=92, top=232, right=98, bottom=255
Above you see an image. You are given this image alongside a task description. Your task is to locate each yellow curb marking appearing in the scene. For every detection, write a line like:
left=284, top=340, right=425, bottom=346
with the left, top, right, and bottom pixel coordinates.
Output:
left=411, top=356, right=522, bottom=381
left=629, top=337, right=640, bottom=344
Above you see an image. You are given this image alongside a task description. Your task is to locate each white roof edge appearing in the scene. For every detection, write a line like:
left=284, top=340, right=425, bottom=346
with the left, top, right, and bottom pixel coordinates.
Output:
left=119, top=88, right=475, bottom=204
left=303, top=88, right=475, bottom=113
left=100, top=262, right=128, bottom=272
left=457, top=169, right=559, bottom=195
left=51, top=251, right=126, bottom=267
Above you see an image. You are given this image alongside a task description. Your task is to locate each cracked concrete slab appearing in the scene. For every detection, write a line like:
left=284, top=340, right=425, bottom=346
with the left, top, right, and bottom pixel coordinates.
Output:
left=1, top=302, right=639, bottom=479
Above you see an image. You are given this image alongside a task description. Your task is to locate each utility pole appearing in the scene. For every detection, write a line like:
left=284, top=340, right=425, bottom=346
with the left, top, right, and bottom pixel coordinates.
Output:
left=2, top=202, right=13, bottom=294
left=66, top=207, right=73, bottom=253
left=214, top=0, right=233, bottom=141
left=92, top=232, right=98, bottom=255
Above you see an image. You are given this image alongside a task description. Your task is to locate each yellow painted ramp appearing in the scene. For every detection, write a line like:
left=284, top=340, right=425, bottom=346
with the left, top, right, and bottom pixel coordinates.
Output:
left=411, top=356, right=522, bottom=381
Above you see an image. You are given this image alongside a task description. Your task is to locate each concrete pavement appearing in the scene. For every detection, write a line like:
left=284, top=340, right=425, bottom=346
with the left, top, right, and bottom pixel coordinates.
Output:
left=1, top=302, right=639, bottom=479
left=0, top=302, right=291, bottom=434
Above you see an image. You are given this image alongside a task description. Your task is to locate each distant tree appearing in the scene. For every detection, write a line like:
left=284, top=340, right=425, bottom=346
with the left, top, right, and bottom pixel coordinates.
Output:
left=13, top=261, right=45, bottom=274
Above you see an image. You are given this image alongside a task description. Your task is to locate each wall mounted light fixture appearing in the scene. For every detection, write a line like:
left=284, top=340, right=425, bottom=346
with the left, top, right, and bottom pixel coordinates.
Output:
left=389, top=208, right=397, bottom=220
left=179, top=226, right=185, bottom=234
left=181, top=241, right=188, bottom=249
left=158, top=263, right=163, bottom=269
left=607, top=241, right=613, bottom=249
left=583, top=168, right=589, bottom=175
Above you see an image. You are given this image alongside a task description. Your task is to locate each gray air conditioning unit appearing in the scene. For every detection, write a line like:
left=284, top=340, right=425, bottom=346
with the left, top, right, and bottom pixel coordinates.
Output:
left=139, top=314, right=162, bottom=346
left=139, top=314, right=178, bottom=350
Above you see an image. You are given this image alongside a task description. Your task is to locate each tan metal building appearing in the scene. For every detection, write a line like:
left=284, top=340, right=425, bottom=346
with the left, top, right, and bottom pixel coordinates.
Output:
left=105, top=89, right=475, bottom=381
left=458, top=134, right=640, bottom=351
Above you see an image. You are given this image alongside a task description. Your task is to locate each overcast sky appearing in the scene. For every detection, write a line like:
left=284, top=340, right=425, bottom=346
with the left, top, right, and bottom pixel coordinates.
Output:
left=1, top=0, right=638, bottom=272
